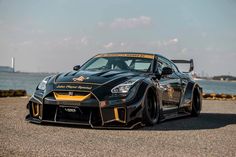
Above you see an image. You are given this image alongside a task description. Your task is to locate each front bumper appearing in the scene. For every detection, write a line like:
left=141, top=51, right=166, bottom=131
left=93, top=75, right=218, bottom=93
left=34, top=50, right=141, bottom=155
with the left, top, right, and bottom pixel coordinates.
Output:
left=26, top=92, right=144, bottom=129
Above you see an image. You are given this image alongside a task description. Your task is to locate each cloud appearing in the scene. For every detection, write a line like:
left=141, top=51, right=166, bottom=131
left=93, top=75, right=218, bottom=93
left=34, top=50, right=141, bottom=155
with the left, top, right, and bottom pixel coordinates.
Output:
left=100, top=38, right=179, bottom=51
left=201, top=32, right=207, bottom=38
left=18, top=41, right=33, bottom=46
left=97, top=22, right=105, bottom=27
left=120, top=42, right=125, bottom=47
left=63, top=37, right=72, bottom=41
left=164, top=38, right=179, bottom=45
left=150, top=38, right=179, bottom=47
left=104, top=42, right=113, bottom=49
left=61, top=36, right=89, bottom=47
left=31, top=29, right=44, bottom=34
left=81, top=37, right=88, bottom=45
left=98, top=16, right=152, bottom=30
left=181, top=48, right=188, bottom=54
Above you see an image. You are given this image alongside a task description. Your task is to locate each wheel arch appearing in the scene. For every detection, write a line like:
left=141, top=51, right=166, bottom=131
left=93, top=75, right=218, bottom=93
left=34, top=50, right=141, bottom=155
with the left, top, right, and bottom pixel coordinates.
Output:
left=142, top=78, right=162, bottom=109
left=183, top=81, right=202, bottom=111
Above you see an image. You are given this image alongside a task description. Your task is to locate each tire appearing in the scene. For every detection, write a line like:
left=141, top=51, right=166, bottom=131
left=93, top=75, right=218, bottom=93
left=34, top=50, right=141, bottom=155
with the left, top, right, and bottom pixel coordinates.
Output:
left=142, top=89, right=160, bottom=126
left=191, top=88, right=201, bottom=117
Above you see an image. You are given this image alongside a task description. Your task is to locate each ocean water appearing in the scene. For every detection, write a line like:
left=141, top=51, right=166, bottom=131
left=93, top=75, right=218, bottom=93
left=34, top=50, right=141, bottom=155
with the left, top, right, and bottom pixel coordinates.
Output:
left=196, top=79, right=236, bottom=95
left=0, top=72, right=236, bottom=95
left=0, top=72, right=53, bottom=94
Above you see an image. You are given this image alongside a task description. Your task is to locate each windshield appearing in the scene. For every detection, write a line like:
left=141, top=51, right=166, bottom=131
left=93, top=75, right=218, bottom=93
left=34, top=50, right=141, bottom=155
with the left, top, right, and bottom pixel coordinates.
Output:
left=80, top=56, right=153, bottom=72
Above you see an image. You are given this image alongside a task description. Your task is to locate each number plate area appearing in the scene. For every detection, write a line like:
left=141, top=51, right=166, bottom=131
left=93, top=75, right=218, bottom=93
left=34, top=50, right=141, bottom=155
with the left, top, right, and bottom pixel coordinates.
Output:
left=55, top=105, right=91, bottom=123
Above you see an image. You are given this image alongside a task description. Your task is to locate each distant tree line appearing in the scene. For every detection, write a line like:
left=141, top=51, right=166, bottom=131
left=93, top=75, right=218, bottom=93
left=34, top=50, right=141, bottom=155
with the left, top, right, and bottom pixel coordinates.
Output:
left=212, top=75, right=236, bottom=81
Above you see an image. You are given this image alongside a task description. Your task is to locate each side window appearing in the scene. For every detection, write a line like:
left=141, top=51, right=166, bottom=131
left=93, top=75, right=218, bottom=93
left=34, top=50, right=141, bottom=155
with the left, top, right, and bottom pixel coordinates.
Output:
left=158, top=57, right=172, bottom=69
left=158, top=56, right=179, bottom=72
left=155, top=61, right=163, bottom=74
left=170, top=62, right=179, bottom=72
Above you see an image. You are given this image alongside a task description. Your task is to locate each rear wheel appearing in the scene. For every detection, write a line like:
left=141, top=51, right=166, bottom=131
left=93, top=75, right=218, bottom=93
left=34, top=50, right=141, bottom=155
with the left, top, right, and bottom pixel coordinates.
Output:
left=191, top=88, right=201, bottom=117
left=142, top=89, right=160, bottom=126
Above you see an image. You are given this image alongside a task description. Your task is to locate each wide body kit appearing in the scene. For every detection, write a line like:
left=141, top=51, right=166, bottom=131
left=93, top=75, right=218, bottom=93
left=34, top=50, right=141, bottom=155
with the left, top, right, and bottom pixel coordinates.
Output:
left=26, top=53, right=202, bottom=129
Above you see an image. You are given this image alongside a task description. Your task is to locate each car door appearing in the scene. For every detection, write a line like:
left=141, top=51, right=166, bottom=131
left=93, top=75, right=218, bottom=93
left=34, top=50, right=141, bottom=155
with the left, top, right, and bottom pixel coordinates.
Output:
left=157, top=57, right=182, bottom=110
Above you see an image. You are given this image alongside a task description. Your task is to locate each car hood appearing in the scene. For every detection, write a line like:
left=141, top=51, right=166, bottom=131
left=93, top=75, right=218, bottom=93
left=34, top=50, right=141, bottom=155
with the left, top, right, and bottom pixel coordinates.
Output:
left=43, top=70, right=145, bottom=101
left=53, top=70, right=139, bottom=85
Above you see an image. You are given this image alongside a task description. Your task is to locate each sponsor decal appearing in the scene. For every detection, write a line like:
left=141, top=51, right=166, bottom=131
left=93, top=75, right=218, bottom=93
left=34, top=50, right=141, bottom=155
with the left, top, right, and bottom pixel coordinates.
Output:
left=167, top=86, right=174, bottom=98
left=95, top=53, right=154, bottom=59
left=56, top=85, right=66, bottom=88
left=78, top=86, right=92, bottom=90
left=56, top=84, right=92, bottom=90
left=68, top=91, right=73, bottom=96
left=64, top=108, right=76, bottom=113
left=73, top=76, right=89, bottom=82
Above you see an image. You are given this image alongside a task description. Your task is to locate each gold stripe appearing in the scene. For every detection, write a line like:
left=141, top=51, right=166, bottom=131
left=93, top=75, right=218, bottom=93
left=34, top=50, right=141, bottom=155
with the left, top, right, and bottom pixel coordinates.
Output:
left=54, top=92, right=91, bottom=101
left=32, top=103, right=40, bottom=117
left=95, top=53, right=154, bottom=59
left=114, top=107, right=119, bottom=121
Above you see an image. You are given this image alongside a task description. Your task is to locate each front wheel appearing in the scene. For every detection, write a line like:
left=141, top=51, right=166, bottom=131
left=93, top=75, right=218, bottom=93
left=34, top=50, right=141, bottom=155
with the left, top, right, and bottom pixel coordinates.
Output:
left=142, top=90, right=160, bottom=126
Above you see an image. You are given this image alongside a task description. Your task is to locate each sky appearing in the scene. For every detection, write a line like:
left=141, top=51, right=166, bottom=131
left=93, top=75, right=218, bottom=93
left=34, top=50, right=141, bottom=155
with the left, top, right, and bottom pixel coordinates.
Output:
left=0, top=0, right=236, bottom=76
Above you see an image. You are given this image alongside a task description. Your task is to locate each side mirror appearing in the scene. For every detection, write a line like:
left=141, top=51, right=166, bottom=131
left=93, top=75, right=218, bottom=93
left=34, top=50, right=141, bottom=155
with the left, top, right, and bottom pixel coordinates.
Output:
left=73, top=65, right=81, bottom=71
left=161, top=67, right=173, bottom=75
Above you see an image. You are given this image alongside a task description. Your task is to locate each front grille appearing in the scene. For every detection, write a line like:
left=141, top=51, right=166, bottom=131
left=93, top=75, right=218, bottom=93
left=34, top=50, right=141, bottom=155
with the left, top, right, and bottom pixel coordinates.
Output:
left=56, top=107, right=91, bottom=122
left=42, top=105, right=102, bottom=125
left=42, top=90, right=102, bottom=126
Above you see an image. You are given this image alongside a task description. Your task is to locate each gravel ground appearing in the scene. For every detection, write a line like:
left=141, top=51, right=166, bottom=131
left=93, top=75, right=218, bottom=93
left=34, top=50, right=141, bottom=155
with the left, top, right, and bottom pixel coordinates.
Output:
left=0, top=98, right=236, bottom=157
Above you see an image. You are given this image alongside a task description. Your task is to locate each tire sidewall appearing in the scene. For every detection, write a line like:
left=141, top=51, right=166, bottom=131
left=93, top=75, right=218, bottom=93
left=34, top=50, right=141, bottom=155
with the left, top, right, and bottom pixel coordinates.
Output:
left=143, top=90, right=160, bottom=125
left=191, top=88, right=201, bottom=116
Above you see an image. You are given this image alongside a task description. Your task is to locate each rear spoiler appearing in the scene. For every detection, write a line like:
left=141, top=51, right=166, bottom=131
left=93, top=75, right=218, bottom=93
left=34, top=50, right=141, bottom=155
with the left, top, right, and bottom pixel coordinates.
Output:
left=171, top=59, right=194, bottom=72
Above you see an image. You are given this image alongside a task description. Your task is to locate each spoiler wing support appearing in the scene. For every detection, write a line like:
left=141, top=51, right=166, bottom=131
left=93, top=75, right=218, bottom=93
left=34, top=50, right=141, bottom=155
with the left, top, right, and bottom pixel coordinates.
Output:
left=171, top=59, right=194, bottom=72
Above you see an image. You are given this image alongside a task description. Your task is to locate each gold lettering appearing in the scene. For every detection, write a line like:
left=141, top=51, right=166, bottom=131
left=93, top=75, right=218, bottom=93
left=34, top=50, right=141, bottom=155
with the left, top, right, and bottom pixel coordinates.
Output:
left=56, top=85, right=66, bottom=88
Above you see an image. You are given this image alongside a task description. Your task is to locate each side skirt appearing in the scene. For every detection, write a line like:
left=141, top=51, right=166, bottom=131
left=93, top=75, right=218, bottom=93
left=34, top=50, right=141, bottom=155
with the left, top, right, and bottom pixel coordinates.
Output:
left=160, top=107, right=191, bottom=122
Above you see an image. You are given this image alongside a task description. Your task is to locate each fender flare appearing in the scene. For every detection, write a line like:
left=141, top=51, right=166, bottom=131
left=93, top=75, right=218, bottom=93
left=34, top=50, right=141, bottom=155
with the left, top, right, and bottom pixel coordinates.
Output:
left=182, top=81, right=202, bottom=110
left=141, top=79, right=162, bottom=109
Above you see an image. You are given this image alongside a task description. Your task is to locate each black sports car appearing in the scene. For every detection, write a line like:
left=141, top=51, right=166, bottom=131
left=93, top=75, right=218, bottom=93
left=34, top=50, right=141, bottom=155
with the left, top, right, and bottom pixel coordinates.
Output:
left=26, top=52, right=202, bottom=129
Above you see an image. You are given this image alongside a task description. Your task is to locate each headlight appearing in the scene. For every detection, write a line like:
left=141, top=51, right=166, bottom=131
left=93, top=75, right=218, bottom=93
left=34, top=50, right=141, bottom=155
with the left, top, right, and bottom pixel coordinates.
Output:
left=37, top=76, right=50, bottom=91
left=111, top=78, right=140, bottom=94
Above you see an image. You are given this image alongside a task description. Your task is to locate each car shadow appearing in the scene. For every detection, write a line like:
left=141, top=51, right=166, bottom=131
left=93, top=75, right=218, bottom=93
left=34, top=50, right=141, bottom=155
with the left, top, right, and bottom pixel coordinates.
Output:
left=142, top=113, right=236, bottom=131
left=37, top=113, right=236, bottom=131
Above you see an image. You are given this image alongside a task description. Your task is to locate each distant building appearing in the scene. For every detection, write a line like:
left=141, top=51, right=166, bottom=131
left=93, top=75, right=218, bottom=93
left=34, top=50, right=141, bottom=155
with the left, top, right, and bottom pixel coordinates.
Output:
left=12, top=57, right=15, bottom=72
left=0, top=57, right=15, bottom=72
left=0, top=66, right=14, bottom=72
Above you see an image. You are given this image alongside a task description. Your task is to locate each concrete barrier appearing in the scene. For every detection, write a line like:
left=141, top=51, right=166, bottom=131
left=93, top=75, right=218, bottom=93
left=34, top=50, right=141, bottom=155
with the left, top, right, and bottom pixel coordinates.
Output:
left=0, top=90, right=27, bottom=97
left=202, top=93, right=236, bottom=100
